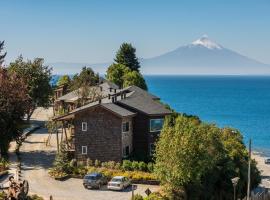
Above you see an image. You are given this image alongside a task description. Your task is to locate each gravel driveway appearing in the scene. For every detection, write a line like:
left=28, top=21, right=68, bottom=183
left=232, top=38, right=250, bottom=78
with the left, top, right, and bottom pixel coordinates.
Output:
left=19, top=108, right=159, bottom=200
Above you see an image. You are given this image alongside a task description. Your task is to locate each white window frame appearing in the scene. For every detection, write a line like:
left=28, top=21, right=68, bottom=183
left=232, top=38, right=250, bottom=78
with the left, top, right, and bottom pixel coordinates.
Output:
left=122, top=121, right=130, bottom=133
left=82, top=122, right=87, bottom=132
left=82, top=146, right=87, bottom=155
left=149, top=119, right=164, bottom=132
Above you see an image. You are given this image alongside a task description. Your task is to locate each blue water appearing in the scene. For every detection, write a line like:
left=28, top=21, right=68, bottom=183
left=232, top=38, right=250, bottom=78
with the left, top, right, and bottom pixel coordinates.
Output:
left=145, top=76, right=270, bottom=156
left=51, top=75, right=270, bottom=155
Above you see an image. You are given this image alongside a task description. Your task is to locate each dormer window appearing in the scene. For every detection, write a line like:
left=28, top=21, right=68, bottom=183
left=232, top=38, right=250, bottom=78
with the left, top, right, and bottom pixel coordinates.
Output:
left=82, top=122, right=87, bottom=131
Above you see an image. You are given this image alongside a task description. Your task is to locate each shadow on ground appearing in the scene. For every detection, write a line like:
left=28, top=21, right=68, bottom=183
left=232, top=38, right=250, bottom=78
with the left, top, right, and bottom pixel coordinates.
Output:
left=20, top=150, right=56, bottom=170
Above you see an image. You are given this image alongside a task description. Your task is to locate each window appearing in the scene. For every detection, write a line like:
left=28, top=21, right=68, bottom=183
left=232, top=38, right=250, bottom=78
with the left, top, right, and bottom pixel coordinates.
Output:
left=82, top=146, right=87, bottom=155
left=150, top=119, right=164, bottom=132
left=82, top=122, right=87, bottom=131
left=149, top=143, right=155, bottom=156
left=123, top=146, right=130, bottom=157
left=122, top=122, right=130, bottom=133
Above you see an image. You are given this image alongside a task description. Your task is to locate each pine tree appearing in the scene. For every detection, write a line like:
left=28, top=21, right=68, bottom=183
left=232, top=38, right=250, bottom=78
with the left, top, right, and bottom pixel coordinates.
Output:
left=0, top=41, right=7, bottom=66
left=114, top=43, right=140, bottom=71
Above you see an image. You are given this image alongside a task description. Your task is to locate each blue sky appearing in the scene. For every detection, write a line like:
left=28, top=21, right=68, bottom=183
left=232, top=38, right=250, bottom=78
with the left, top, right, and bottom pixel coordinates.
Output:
left=1, top=0, right=270, bottom=65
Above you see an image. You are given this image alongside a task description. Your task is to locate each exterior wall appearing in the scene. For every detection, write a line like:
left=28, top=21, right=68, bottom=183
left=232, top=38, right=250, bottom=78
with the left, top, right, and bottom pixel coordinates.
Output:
left=121, top=117, right=133, bottom=157
left=74, top=106, right=123, bottom=162
left=116, top=102, right=166, bottom=158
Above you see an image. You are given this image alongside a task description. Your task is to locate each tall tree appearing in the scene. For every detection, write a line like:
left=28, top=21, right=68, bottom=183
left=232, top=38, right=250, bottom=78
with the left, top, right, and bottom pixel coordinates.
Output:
left=57, top=75, right=71, bottom=87
left=0, top=68, right=30, bottom=157
left=154, top=114, right=260, bottom=199
left=123, top=70, right=148, bottom=90
left=114, top=43, right=140, bottom=71
left=70, top=67, right=99, bottom=90
left=0, top=41, right=7, bottom=66
left=106, top=63, right=129, bottom=88
left=8, top=56, right=52, bottom=121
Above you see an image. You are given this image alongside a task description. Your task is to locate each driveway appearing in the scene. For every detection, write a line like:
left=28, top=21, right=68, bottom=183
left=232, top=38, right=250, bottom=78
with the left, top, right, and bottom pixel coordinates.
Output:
left=19, top=108, right=159, bottom=200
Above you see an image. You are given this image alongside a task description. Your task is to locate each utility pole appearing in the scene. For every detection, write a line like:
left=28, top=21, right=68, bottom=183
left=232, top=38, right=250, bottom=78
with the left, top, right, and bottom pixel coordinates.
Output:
left=247, top=139, right=251, bottom=200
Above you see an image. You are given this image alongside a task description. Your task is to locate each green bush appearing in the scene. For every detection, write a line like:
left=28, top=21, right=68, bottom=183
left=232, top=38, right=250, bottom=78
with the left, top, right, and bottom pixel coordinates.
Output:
left=138, top=161, right=148, bottom=171
left=122, top=160, right=132, bottom=171
left=147, top=162, right=154, bottom=172
left=132, top=194, right=144, bottom=200
left=94, top=159, right=101, bottom=167
left=131, top=161, right=139, bottom=170
left=27, top=194, right=44, bottom=200
left=86, top=158, right=93, bottom=167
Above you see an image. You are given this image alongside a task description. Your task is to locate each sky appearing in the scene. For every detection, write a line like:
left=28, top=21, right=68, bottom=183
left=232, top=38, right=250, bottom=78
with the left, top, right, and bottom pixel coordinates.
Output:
left=1, top=0, right=270, bottom=66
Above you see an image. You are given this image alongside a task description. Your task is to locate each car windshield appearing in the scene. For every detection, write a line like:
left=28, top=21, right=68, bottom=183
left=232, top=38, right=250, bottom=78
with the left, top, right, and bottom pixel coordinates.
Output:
left=85, top=175, right=97, bottom=180
left=111, top=178, right=123, bottom=182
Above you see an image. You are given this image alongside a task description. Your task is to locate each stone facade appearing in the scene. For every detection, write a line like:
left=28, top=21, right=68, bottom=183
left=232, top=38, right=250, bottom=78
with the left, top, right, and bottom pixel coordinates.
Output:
left=74, top=106, right=125, bottom=162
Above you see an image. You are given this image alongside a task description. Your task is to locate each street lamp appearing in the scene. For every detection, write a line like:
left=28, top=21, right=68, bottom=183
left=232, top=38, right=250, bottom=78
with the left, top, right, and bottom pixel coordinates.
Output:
left=231, top=177, right=240, bottom=200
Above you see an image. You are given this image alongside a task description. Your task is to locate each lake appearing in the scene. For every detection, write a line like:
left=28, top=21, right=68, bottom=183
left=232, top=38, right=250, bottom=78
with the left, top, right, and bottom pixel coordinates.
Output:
left=145, top=75, right=270, bottom=155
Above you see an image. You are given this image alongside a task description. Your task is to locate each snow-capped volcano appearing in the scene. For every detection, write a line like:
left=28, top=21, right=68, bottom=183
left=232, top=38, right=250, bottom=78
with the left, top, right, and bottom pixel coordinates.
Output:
left=191, top=35, right=222, bottom=50
left=141, top=35, right=270, bottom=75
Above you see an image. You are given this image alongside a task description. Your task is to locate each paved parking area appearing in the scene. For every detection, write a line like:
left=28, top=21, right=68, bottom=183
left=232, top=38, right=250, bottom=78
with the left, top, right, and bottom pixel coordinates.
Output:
left=19, top=108, right=160, bottom=200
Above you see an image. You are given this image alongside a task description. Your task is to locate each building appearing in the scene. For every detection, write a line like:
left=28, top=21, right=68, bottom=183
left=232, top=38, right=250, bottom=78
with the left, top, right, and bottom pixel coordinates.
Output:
left=53, top=82, right=172, bottom=162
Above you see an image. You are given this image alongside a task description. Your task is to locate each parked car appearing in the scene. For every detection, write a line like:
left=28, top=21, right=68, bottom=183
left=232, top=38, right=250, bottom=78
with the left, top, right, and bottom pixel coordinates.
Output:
left=83, top=173, right=107, bottom=189
left=265, top=158, right=270, bottom=164
left=107, top=176, right=131, bottom=191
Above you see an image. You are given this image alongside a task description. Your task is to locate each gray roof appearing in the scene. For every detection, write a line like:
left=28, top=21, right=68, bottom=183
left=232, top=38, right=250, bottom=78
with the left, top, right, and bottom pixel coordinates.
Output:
left=54, top=99, right=136, bottom=120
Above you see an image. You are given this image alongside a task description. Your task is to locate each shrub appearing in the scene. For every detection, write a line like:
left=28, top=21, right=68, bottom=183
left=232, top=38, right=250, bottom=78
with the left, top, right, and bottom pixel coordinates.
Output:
left=86, top=158, right=93, bottom=167
left=122, top=160, right=132, bottom=171
left=48, top=168, right=68, bottom=179
left=147, top=162, right=154, bottom=172
left=115, top=162, right=121, bottom=170
left=132, top=194, right=144, bottom=200
left=138, top=161, right=148, bottom=171
left=94, top=159, right=101, bottom=167
left=131, top=161, right=140, bottom=170
left=107, top=161, right=116, bottom=169
left=27, top=194, right=44, bottom=200
left=69, top=159, right=77, bottom=168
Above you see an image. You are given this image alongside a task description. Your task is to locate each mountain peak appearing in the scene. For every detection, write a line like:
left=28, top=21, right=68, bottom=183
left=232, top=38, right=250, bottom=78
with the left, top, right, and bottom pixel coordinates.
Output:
left=191, top=35, right=222, bottom=50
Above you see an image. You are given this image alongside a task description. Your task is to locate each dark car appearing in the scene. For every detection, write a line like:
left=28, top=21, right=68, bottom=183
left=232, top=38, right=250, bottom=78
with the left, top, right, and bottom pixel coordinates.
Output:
left=83, top=173, right=107, bottom=189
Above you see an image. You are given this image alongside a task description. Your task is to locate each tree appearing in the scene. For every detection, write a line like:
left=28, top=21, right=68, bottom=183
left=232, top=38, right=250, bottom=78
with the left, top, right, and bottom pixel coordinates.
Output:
left=0, top=41, right=7, bottom=66
left=154, top=114, right=261, bottom=199
left=106, top=63, right=129, bottom=88
left=123, top=70, right=148, bottom=90
left=70, top=67, right=99, bottom=90
left=57, top=75, right=71, bottom=87
left=8, top=56, right=52, bottom=121
left=0, top=68, right=30, bottom=157
left=115, top=43, right=140, bottom=71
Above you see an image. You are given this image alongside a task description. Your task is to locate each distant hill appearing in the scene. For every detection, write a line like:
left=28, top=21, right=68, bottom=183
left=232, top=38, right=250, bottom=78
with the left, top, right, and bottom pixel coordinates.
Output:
left=49, top=36, right=270, bottom=75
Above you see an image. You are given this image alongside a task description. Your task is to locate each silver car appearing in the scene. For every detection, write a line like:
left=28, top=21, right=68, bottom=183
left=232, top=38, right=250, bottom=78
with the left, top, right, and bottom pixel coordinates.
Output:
left=107, top=176, right=131, bottom=191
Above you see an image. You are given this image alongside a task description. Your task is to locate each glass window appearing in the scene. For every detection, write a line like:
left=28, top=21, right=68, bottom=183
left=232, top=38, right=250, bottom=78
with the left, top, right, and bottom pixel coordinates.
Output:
left=82, top=122, right=87, bottom=131
left=123, top=146, right=130, bottom=157
left=122, top=122, right=130, bottom=133
left=149, top=143, right=155, bottom=156
left=82, top=146, right=87, bottom=155
left=150, top=119, right=164, bottom=132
